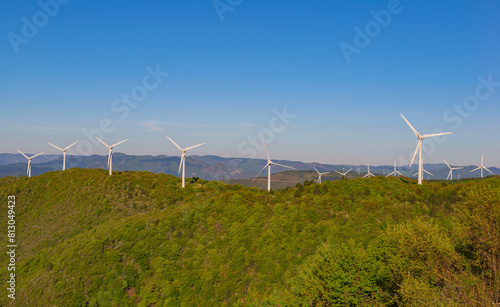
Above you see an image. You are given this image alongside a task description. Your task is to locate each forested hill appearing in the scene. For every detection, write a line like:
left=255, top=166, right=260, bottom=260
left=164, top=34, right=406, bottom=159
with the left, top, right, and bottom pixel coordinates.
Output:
left=0, top=169, right=499, bottom=306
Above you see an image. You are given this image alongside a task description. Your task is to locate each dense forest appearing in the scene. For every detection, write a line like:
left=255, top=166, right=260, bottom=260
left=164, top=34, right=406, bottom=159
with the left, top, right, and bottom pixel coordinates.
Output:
left=0, top=169, right=498, bottom=306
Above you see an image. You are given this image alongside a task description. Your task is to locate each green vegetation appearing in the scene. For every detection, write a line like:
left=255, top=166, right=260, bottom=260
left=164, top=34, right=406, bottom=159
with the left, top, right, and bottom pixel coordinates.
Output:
left=0, top=169, right=498, bottom=306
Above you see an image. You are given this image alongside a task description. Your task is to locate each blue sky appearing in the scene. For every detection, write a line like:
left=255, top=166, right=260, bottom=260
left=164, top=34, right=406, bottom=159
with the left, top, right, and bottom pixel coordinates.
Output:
left=1, top=0, right=500, bottom=166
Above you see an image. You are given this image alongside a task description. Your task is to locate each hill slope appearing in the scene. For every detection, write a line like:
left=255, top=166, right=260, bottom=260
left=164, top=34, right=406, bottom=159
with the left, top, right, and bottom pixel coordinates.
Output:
left=0, top=170, right=499, bottom=306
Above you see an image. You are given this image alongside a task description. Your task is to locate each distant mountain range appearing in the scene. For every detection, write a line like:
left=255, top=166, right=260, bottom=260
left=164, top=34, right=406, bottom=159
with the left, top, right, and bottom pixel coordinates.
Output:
left=0, top=153, right=498, bottom=182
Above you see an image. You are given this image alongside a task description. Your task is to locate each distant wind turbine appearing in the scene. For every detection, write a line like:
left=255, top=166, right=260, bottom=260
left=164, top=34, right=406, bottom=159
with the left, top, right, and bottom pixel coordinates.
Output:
left=167, top=136, right=204, bottom=188
left=413, top=168, right=432, bottom=179
left=48, top=140, right=79, bottom=170
left=335, top=167, right=352, bottom=180
left=401, top=113, right=452, bottom=185
left=314, top=167, right=330, bottom=184
left=253, top=139, right=295, bottom=191
left=470, top=154, right=492, bottom=178
left=444, top=160, right=463, bottom=180
left=363, top=163, right=375, bottom=178
left=95, top=137, right=128, bottom=175
left=17, top=150, right=44, bottom=178
left=386, top=160, right=403, bottom=177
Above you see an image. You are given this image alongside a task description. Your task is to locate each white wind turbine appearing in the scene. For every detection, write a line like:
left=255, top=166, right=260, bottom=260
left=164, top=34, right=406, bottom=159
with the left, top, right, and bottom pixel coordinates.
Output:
left=314, top=167, right=330, bottom=184
left=167, top=136, right=204, bottom=188
left=95, top=137, right=128, bottom=175
left=253, top=139, right=295, bottom=191
left=363, top=163, right=375, bottom=178
left=401, top=113, right=452, bottom=185
left=386, top=160, right=403, bottom=177
left=470, top=154, right=492, bottom=178
left=444, top=160, right=463, bottom=180
left=48, top=140, right=79, bottom=170
left=335, top=167, right=352, bottom=179
left=17, top=150, right=44, bottom=178
left=413, top=168, right=433, bottom=179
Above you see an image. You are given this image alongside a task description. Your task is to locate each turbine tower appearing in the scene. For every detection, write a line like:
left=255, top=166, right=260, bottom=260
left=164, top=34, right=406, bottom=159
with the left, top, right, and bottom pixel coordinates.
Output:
left=335, top=167, right=352, bottom=180
left=386, top=160, right=403, bottom=177
left=48, top=140, right=79, bottom=170
left=444, top=160, right=463, bottom=180
left=167, top=136, right=204, bottom=188
left=95, top=137, right=128, bottom=175
left=401, top=113, right=452, bottom=185
left=314, top=167, right=330, bottom=184
left=17, top=150, right=44, bottom=178
left=470, top=154, right=492, bottom=178
left=363, top=163, right=375, bottom=178
left=253, top=139, right=295, bottom=191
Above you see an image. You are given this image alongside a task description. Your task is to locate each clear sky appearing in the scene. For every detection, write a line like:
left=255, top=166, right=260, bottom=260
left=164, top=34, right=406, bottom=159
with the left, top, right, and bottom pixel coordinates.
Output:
left=1, top=0, right=500, bottom=166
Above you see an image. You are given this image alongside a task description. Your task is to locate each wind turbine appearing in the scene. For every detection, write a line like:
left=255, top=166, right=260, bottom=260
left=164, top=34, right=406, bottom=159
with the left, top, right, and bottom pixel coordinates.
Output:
left=167, top=136, right=204, bottom=188
left=314, top=167, right=330, bottom=184
left=413, top=168, right=432, bottom=179
left=335, top=167, right=352, bottom=180
left=48, top=140, right=79, bottom=170
left=363, top=163, right=375, bottom=178
left=386, top=160, right=403, bottom=177
left=444, top=160, right=463, bottom=180
left=95, top=137, right=128, bottom=175
left=17, top=150, right=44, bottom=178
left=401, top=113, right=452, bottom=185
left=470, top=154, right=492, bottom=178
left=253, top=139, right=295, bottom=191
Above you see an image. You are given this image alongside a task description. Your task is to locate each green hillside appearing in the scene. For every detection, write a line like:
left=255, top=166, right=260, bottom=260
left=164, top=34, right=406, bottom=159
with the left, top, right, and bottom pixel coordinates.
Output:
left=0, top=169, right=499, bottom=306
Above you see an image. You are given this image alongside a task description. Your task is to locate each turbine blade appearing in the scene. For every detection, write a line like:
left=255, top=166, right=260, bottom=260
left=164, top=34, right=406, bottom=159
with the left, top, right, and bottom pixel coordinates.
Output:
left=111, top=139, right=128, bottom=148
left=410, top=140, right=421, bottom=167
left=484, top=166, right=493, bottom=174
left=48, top=143, right=64, bottom=151
left=17, top=149, right=29, bottom=159
left=253, top=164, right=269, bottom=181
left=423, top=169, right=433, bottom=176
left=167, top=136, right=183, bottom=151
left=444, top=160, right=451, bottom=169
left=313, top=167, right=320, bottom=174
left=30, top=152, right=44, bottom=159
left=470, top=167, right=480, bottom=172
left=345, top=168, right=352, bottom=174
left=95, top=136, right=111, bottom=148
left=272, top=162, right=295, bottom=170
left=185, top=143, right=205, bottom=151
left=65, top=140, right=79, bottom=150
left=261, top=138, right=270, bottom=161
left=178, top=153, right=185, bottom=174
left=335, top=171, right=343, bottom=176
left=447, top=171, right=451, bottom=180
left=421, top=132, right=453, bottom=138
left=400, top=113, right=420, bottom=137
